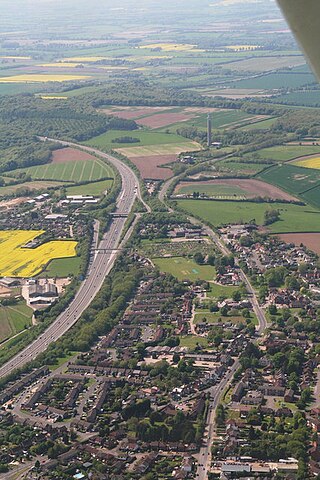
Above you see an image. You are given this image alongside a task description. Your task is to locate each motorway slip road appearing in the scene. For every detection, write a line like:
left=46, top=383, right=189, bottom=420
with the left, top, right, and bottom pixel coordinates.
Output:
left=0, top=141, right=147, bottom=380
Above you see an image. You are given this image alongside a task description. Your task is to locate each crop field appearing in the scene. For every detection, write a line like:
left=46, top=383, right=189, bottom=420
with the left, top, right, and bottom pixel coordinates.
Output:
left=177, top=199, right=320, bottom=233
left=223, top=55, right=305, bottom=72
left=257, top=145, right=320, bottom=162
left=65, top=179, right=113, bottom=196
left=277, top=233, right=320, bottom=255
left=0, top=301, right=33, bottom=344
left=0, top=74, right=90, bottom=83
left=152, top=256, right=216, bottom=282
left=85, top=129, right=193, bottom=149
left=0, top=230, right=78, bottom=277
left=259, top=164, right=320, bottom=195
left=130, top=155, right=177, bottom=180
left=232, top=72, right=316, bottom=90
left=51, top=147, right=98, bottom=164
left=269, top=90, right=320, bottom=107
left=7, top=158, right=113, bottom=183
left=99, top=106, right=173, bottom=120
left=175, top=179, right=297, bottom=201
left=301, top=186, right=320, bottom=209
left=0, top=180, right=66, bottom=196
left=293, top=156, right=320, bottom=169
left=116, top=142, right=200, bottom=157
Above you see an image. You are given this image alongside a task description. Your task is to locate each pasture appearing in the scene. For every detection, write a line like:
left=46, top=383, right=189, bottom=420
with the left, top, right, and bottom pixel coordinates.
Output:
left=65, top=179, right=113, bottom=196
left=217, top=160, right=270, bottom=175
left=39, top=256, right=82, bottom=278
left=256, top=145, right=320, bottom=162
left=0, top=301, right=33, bottom=344
left=177, top=199, right=320, bottom=233
left=0, top=230, right=78, bottom=277
left=152, top=256, right=216, bottom=282
left=0, top=180, right=66, bottom=196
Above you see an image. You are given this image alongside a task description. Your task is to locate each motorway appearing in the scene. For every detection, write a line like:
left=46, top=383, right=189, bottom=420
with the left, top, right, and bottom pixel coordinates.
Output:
left=0, top=141, right=149, bottom=380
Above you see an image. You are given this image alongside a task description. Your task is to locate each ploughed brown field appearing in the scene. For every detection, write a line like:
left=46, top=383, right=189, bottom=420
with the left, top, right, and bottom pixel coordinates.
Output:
left=137, top=112, right=195, bottom=129
left=130, top=155, right=177, bottom=180
left=99, top=107, right=171, bottom=120
left=176, top=179, right=299, bottom=201
left=277, top=233, right=320, bottom=255
left=51, top=147, right=96, bottom=163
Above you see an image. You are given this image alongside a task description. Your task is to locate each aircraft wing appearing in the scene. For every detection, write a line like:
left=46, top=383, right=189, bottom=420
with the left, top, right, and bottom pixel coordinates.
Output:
left=277, top=0, right=320, bottom=79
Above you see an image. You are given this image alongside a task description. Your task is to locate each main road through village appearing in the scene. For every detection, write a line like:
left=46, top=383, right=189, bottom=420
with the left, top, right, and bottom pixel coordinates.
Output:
left=0, top=140, right=149, bottom=380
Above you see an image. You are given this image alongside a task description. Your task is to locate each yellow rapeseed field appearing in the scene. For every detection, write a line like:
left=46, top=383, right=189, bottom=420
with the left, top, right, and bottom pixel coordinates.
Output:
left=295, top=157, right=320, bottom=169
left=0, top=230, right=78, bottom=277
left=0, top=74, right=89, bottom=83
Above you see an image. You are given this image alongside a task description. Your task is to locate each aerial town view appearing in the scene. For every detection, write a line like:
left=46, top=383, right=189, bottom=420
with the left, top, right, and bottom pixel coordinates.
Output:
left=0, top=0, right=320, bottom=479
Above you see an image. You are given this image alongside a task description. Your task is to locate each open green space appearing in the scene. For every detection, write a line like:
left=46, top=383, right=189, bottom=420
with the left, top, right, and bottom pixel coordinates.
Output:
left=65, top=179, right=113, bottom=196
left=240, top=117, right=277, bottom=130
left=268, top=90, right=320, bottom=107
left=39, top=256, right=81, bottom=278
left=6, top=158, right=113, bottom=183
left=207, top=283, right=239, bottom=298
left=0, top=301, right=33, bottom=344
left=153, top=256, right=216, bottom=282
left=179, top=335, right=208, bottom=349
left=84, top=129, right=189, bottom=149
left=177, top=199, right=320, bottom=233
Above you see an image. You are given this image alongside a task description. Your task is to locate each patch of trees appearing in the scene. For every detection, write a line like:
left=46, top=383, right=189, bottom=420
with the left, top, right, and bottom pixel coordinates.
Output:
left=264, top=208, right=280, bottom=225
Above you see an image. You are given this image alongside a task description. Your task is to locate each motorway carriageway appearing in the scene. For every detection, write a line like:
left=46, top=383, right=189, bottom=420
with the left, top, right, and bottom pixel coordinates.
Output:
left=0, top=141, right=148, bottom=380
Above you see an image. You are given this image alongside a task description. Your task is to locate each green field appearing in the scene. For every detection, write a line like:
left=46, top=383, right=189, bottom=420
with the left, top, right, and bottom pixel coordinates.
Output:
left=259, top=164, right=320, bottom=202
left=177, top=199, right=320, bottom=233
left=65, top=179, right=113, bottom=196
left=6, top=158, right=113, bottom=183
left=85, top=129, right=189, bottom=149
left=256, top=145, right=320, bottom=162
left=39, top=256, right=82, bottom=278
left=232, top=72, right=316, bottom=90
left=176, top=183, right=247, bottom=197
left=179, top=335, right=208, bottom=349
left=268, top=90, right=320, bottom=107
left=240, top=117, right=277, bottom=131
left=207, top=283, right=239, bottom=299
left=164, top=110, right=256, bottom=132
left=217, top=160, right=270, bottom=175
left=0, top=301, right=33, bottom=344
left=153, top=256, right=216, bottom=282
